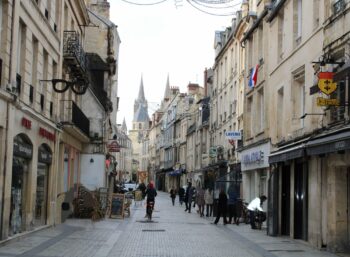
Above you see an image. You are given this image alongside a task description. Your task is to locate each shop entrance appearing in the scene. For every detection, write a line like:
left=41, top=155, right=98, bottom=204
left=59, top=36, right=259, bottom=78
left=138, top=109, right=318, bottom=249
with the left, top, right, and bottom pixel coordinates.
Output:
left=294, top=161, right=308, bottom=240
left=11, top=134, right=33, bottom=235
left=347, top=168, right=350, bottom=249
left=281, top=164, right=291, bottom=235
left=35, top=144, right=52, bottom=226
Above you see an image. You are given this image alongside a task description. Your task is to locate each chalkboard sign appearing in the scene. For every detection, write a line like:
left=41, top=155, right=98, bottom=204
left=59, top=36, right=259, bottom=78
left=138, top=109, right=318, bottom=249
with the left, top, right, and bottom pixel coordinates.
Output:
left=110, top=193, right=125, bottom=219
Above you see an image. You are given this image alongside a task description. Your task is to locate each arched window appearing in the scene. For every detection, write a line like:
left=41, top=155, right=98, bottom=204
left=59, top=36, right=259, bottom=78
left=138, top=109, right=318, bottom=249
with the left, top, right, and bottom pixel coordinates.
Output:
left=139, top=123, right=142, bottom=129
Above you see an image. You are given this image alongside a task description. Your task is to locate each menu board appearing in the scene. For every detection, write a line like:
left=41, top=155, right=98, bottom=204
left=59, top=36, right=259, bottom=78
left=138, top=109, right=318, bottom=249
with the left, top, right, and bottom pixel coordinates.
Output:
left=110, top=193, right=125, bottom=219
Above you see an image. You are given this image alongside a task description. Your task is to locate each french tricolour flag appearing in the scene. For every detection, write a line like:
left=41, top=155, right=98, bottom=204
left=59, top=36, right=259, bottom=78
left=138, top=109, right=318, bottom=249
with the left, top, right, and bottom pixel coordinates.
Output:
left=248, top=64, right=259, bottom=88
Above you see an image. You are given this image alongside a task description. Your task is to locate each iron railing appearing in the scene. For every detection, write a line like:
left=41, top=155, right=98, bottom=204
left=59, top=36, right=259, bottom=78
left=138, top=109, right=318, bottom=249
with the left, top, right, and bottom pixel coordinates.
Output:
left=63, top=31, right=87, bottom=73
left=60, top=100, right=90, bottom=137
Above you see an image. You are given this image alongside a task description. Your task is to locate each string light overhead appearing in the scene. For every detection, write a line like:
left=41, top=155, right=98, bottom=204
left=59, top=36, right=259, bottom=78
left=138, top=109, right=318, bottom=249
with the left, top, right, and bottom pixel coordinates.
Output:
left=118, top=0, right=242, bottom=16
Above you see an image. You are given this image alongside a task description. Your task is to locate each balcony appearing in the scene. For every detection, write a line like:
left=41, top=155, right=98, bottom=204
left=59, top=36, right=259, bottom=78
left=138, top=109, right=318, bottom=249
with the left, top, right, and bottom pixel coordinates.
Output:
left=63, top=31, right=88, bottom=79
left=59, top=100, right=90, bottom=142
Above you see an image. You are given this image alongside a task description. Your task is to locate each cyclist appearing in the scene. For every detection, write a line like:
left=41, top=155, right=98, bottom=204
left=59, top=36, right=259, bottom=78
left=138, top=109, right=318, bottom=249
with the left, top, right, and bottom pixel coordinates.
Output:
left=145, top=181, right=157, bottom=219
left=247, top=195, right=267, bottom=229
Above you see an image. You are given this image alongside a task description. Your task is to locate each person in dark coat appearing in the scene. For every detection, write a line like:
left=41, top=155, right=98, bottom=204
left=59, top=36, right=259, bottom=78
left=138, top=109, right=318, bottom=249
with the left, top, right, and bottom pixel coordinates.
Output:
left=213, top=188, right=228, bottom=225
left=138, top=182, right=147, bottom=199
left=227, top=185, right=239, bottom=225
left=170, top=188, right=176, bottom=206
left=184, top=182, right=194, bottom=213
left=178, top=186, right=185, bottom=205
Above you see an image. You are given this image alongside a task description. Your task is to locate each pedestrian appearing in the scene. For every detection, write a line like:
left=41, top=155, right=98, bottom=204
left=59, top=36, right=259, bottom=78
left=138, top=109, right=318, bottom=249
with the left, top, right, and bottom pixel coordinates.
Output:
left=138, top=182, right=146, bottom=199
left=227, top=185, right=239, bottom=225
left=178, top=186, right=185, bottom=205
left=247, top=195, right=267, bottom=229
left=196, top=186, right=205, bottom=217
left=170, top=187, right=176, bottom=206
left=213, top=188, right=228, bottom=225
left=184, top=182, right=194, bottom=213
left=204, top=187, right=214, bottom=217
left=192, top=187, right=197, bottom=208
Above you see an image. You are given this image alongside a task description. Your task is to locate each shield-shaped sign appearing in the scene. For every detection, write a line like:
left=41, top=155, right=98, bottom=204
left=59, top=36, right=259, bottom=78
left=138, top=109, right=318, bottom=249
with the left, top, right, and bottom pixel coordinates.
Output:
left=318, top=72, right=337, bottom=95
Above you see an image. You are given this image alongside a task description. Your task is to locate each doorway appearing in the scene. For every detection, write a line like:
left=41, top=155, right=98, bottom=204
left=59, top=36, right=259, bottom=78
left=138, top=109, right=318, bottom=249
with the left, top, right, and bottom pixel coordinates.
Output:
left=294, top=161, right=308, bottom=240
left=281, top=164, right=290, bottom=235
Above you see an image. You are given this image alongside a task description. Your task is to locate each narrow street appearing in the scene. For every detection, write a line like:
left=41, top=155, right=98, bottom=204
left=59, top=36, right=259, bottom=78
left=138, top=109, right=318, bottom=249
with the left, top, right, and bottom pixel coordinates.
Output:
left=0, top=192, right=342, bottom=257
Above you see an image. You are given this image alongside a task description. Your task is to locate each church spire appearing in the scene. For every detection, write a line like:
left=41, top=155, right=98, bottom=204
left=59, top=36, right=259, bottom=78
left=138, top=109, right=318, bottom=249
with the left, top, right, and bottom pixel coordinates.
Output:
left=122, top=117, right=127, bottom=132
left=137, top=75, right=146, bottom=102
left=163, top=74, right=171, bottom=101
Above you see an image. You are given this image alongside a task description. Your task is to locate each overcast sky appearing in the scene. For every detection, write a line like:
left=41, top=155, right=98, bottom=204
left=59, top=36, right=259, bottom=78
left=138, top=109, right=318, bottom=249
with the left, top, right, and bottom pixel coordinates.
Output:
left=109, top=0, right=237, bottom=129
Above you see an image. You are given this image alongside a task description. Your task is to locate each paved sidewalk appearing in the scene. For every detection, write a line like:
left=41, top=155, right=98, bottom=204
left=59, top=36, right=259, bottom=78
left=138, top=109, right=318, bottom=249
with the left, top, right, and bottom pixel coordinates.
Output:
left=0, top=192, right=346, bottom=257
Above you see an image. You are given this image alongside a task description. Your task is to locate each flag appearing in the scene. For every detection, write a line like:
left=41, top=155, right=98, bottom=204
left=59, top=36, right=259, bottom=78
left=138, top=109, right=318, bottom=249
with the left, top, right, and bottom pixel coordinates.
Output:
left=248, top=64, right=259, bottom=88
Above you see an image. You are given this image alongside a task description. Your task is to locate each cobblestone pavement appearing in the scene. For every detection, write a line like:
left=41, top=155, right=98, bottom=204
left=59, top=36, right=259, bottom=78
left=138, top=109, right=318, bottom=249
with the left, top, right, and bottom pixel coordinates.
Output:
left=0, top=192, right=344, bottom=257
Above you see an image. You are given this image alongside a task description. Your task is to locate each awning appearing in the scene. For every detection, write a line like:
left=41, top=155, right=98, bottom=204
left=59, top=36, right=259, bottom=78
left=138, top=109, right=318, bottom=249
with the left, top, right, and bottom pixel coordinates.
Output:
left=306, top=130, right=350, bottom=156
left=333, top=60, right=350, bottom=82
left=268, top=139, right=308, bottom=164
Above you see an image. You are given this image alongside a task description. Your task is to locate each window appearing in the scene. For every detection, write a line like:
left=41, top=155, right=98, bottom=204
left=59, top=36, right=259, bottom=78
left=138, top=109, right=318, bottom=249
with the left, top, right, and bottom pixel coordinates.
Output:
left=313, top=0, right=320, bottom=29
left=293, top=0, right=302, bottom=46
left=16, top=74, right=21, bottom=95
left=29, top=85, right=34, bottom=104
left=17, top=21, right=26, bottom=93
left=258, top=88, right=264, bottom=132
left=247, top=96, right=253, bottom=138
left=277, top=87, right=284, bottom=140
left=258, top=25, right=263, bottom=61
left=291, top=67, right=305, bottom=128
left=40, top=94, right=44, bottom=110
left=330, top=79, right=349, bottom=122
left=277, top=11, right=284, bottom=62
left=50, top=101, right=53, bottom=116
left=139, top=123, right=142, bottom=130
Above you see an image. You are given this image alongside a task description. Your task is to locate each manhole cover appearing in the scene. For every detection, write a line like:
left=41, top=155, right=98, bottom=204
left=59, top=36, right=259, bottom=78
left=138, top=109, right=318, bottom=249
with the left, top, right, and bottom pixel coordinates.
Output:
left=142, top=229, right=165, bottom=232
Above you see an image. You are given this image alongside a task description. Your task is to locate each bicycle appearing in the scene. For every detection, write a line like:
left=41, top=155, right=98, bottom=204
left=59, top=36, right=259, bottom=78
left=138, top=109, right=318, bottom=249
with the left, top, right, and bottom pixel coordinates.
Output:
left=146, top=201, right=154, bottom=221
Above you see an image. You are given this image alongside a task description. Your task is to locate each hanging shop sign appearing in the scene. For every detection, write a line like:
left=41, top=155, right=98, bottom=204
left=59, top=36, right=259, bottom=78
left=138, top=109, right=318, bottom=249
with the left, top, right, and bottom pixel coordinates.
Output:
left=225, top=131, right=242, bottom=140
left=38, top=148, right=52, bottom=164
left=13, top=140, right=33, bottom=159
left=318, top=72, right=337, bottom=95
left=316, top=97, right=340, bottom=106
left=209, top=147, right=217, bottom=158
left=108, top=140, right=120, bottom=152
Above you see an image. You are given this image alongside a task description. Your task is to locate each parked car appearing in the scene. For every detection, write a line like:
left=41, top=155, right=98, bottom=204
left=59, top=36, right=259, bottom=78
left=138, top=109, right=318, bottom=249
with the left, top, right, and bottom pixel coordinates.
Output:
left=123, top=183, right=138, bottom=192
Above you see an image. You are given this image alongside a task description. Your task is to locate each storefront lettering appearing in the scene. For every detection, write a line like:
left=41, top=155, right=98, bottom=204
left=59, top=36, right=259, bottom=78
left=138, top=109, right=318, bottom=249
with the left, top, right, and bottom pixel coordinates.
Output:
left=13, top=141, right=33, bottom=159
left=38, top=150, right=52, bottom=164
left=21, top=117, right=32, bottom=129
left=39, top=128, right=55, bottom=141
left=334, top=141, right=346, bottom=150
left=242, top=151, right=264, bottom=165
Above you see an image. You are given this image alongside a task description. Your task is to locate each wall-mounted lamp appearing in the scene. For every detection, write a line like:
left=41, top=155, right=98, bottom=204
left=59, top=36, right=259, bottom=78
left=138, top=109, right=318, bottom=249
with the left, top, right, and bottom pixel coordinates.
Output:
left=90, top=158, right=94, bottom=163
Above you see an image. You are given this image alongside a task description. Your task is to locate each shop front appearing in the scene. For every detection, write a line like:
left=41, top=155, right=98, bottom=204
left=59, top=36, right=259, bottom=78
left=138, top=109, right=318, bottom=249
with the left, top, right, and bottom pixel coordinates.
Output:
left=268, top=138, right=309, bottom=239
left=35, top=145, right=52, bottom=227
left=240, top=141, right=270, bottom=207
left=11, top=134, right=33, bottom=235
left=305, top=128, right=350, bottom=252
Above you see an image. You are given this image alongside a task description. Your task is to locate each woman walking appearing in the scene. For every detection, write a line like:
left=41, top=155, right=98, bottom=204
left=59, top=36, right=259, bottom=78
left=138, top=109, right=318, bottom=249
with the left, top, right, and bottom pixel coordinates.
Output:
left=205, top=188, right=214, bottom=217
left=170, top=188, right=176, bottom=206
left=196, top=187, right=205, bottom=217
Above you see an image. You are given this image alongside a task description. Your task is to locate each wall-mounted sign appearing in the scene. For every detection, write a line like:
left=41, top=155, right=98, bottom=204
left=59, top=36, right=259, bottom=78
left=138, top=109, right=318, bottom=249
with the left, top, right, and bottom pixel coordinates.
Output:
left=318, top=72, right=337, bottom=95
left=21, top=117, right=32, bottom=129
left=316, top=97, right=339, bottom=106
left=240, top=142, right=270, bottom=171
left=39, top=127, right=55, bottom=141
left=225, top=131, right=242, bottom=140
